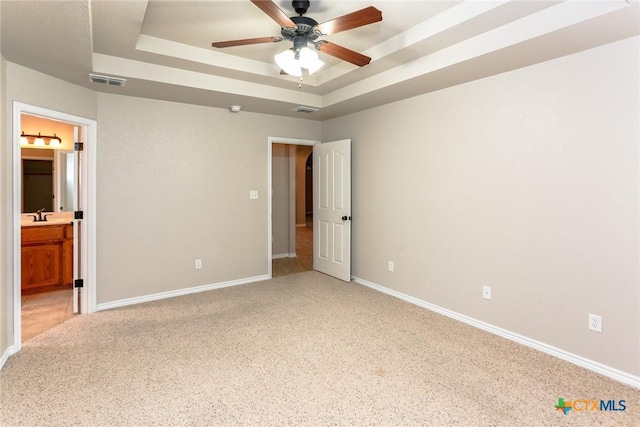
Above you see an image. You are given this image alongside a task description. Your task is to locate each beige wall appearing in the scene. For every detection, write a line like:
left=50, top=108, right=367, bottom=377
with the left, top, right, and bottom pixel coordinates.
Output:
left=5, top=63, right=97, bottom=120
left=1, top=61, right=97, bottom=362
left=272, top=143, right=290, bottom=257
left=96, top=93, right=321, bottom=303
left=323, top=36, right=640, bottom=376
left=0, top=54, right=8, bottom=362
left=295, top=146, right=313, bottom=225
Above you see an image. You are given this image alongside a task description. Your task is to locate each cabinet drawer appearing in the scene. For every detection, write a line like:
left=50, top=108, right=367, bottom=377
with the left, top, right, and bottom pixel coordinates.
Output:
left=22, top=225, right=66, bottom=243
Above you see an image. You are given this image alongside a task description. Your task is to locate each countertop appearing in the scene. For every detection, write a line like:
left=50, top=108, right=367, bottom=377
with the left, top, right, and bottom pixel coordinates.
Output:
left=21, top=212, right=74, bottom=227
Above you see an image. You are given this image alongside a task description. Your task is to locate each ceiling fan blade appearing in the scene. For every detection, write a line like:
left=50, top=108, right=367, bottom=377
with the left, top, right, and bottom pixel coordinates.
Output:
left=250, top=0, right=297, bottom=29
left=212, top=36, right=283, bottom=48
left=314, top=6, right=382, bottom=36
left=317, top=41, right=371, bottom=67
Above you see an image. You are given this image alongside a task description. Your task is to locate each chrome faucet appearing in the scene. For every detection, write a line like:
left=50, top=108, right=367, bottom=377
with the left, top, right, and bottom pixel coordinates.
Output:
left=29, top=208, right=50, bottom=222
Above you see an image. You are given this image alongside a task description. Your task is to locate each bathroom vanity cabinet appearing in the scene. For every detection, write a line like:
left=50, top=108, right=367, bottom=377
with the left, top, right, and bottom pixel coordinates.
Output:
left=21, top=222, right=73, bottom=295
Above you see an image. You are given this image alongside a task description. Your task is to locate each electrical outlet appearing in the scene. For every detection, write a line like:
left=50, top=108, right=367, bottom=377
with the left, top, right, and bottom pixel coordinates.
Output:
left=388, top=261, right=394, bottom=272
left=482, top=286, right=491, bottom=300
left=195, top=259, right=202, bottom=270
left=588, top=313, right=602, bottom=333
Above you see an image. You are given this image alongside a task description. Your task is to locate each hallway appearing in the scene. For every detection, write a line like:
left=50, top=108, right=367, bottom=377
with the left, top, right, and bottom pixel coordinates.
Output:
left=272, top=216, right=312, bottom=277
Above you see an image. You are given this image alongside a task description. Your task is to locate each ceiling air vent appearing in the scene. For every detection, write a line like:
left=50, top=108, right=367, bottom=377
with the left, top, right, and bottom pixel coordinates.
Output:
left=89, top=73, right=127, bottom=87
left=292, top=105, right=319, bottom=114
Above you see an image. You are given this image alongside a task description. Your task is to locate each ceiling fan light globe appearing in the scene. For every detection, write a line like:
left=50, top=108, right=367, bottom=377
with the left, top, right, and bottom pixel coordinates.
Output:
left=298, top=47, right=318, bottom=68
left=275, top=49, right=302, bottom=76
left=307, top=58, right=324, bottom=75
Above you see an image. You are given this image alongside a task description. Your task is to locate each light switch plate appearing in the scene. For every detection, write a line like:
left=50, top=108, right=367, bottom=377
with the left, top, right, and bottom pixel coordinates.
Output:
left=249, top=190, right=258, bottom=200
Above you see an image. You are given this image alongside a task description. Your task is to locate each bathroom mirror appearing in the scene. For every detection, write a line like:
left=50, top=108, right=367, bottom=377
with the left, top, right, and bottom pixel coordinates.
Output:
left=21, top=114, right=77, bottom=214
left=21, top=149, right=76, bottom=213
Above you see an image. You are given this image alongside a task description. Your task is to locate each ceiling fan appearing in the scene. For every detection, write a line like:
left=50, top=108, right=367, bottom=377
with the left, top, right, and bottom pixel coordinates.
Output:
left=211, top=0, right=383, bottom=76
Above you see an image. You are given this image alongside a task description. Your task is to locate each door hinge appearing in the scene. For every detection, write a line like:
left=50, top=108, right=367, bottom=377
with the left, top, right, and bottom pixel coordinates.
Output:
left=74, top=142, right=84, bottom=151
left=74, top=210, right=84, bottom=220
left=74, top=279, right=84, bottom=288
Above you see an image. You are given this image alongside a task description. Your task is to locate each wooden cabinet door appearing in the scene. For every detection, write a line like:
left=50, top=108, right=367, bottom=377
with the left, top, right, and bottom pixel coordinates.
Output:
left=21, top=243, right=62, bottom=290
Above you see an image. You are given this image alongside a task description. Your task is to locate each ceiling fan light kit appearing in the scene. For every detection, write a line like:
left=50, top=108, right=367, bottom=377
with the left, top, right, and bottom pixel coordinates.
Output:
left=211, top=0, right=382, bottom=78
left=275, top=47, right=324, bottom=77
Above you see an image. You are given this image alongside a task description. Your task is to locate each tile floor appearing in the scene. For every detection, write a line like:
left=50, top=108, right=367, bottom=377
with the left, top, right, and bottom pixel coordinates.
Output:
left=21, top=289, right=75, bottom=343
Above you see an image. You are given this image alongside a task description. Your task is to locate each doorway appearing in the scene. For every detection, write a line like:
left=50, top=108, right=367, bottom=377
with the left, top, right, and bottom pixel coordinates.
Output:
left=11, top=102, right=97, bottom=354
left=19, top=113, right=77, bottom=342
left=267, top=137, right=319, bottom=278
left=271, top=145, right=313, bottom=277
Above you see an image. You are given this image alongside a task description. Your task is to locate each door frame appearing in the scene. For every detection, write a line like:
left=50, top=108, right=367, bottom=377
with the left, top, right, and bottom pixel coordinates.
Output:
left=12, top=102, right=97, bottom=352
left=267, top=136, right=319, bottom=278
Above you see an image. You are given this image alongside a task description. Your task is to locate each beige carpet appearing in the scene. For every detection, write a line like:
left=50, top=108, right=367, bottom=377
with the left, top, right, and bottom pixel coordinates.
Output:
left=1, top=271, right=638, bottom=426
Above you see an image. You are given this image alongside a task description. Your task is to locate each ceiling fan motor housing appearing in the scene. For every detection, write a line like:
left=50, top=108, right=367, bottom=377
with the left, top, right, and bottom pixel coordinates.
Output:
left=281, top=15, right=321, bottom=49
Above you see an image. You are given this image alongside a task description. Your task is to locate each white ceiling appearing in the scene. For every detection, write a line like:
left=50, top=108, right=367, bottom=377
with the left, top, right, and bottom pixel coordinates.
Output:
left=1, top=0, right=639, bottom=120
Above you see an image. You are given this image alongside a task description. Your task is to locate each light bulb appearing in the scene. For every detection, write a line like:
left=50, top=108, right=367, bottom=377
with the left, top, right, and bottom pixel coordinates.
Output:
left=50, top=135, right=61, bottom=146
left=298, top=47, right=316, bottom=68
left=299, top=47, right=324, bottom=75
left=275, top=49, right=302, bottom=77
left=307, top=57, right=324, bottom=75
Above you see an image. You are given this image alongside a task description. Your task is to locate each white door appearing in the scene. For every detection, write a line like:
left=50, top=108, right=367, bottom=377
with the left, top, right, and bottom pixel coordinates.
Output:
left=313, top=139, right=351, bottom=282
left=72, top=128, right=82, bottom=313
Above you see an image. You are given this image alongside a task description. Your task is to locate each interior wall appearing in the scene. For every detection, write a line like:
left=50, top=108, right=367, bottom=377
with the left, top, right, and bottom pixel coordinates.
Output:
left=0, top=61, right=97, bottom=364
left=272, top=143, right=290, bottom=257
left=96, top=93, right=321, bottom=303
left=295, top=146, right=313, bottom=225
left=322, top=36, right=640, bottom=377
left=0, top=53, right=8, bottom=363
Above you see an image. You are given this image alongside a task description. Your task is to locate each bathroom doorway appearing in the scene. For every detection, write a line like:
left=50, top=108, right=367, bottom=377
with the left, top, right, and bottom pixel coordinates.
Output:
left=19, top=113, right=77, bottom=342
left=12, top=102, right=97, bottom=353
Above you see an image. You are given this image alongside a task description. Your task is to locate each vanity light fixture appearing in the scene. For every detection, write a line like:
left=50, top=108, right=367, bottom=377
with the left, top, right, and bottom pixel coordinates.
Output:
left=20, top=131, right=62, bottom=147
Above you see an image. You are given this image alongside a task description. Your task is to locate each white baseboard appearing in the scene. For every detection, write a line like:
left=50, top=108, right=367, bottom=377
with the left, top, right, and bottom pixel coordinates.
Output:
left=0, top=345, right=17, bottom=371
left=96, top=274, right=270, bottom=312
left=272, top=253, right=296, bottom=259
left=352, top=276, right=640, bottom=389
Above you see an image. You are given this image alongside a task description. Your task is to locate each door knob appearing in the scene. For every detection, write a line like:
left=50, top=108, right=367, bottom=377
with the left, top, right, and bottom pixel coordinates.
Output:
left=342, top=215, right=351, bottom=221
